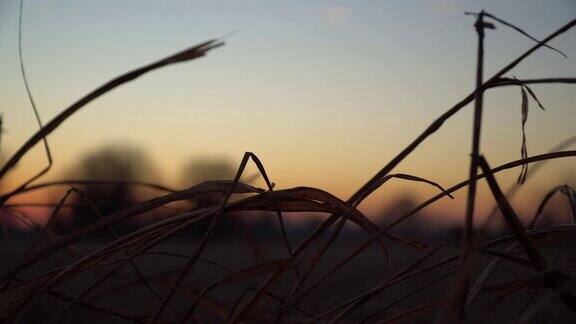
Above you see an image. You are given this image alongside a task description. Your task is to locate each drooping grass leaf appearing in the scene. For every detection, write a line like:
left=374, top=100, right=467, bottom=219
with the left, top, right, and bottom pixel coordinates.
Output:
left=518, top=86, right=530, bottom=184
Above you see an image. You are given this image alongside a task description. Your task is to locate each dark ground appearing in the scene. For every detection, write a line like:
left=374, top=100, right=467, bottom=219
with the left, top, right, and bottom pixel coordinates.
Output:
left=1, top=232, right=575, bottom=323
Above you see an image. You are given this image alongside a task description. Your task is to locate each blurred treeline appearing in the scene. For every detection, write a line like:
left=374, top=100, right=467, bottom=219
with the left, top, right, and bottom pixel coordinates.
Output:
left=2, top=143, right=573, bottom=243
left=51, top=144, right=279, bottom=240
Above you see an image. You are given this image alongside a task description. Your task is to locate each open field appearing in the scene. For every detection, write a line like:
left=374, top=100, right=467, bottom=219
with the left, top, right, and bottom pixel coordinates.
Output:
left=2, top=237, right=575, bottom=323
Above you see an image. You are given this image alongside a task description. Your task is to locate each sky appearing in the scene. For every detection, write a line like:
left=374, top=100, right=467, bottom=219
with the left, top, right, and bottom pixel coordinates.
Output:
left=0, top=0, right=575, bottom=225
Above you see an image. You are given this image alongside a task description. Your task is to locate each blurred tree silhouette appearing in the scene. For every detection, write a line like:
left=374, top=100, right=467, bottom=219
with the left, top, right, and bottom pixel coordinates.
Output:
left=375, top=193, right=429, bottom=237
left=180, top=157, right=236, bottom=186
left=55, top=144, right=158, bottom=234
left=377, top=193, right=418, bottom=221
left=180, top=157, right=236, bottom=209
left=179, top=157, right=238, bottom=237
left=179, top=156, right=271, bottom=240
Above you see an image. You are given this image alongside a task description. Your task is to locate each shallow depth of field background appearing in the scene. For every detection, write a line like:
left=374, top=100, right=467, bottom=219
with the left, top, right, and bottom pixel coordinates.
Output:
left=1, top=0, right=575, bottom=226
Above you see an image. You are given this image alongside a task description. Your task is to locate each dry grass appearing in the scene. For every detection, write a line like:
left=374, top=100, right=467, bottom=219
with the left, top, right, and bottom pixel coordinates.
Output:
left=1, top=9, right=576, bottom=324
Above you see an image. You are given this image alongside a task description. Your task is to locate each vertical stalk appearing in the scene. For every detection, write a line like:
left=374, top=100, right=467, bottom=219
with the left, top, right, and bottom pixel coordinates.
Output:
left=458, top=10, right=489, bottom=320
left=464, top=12, right=486, bottom=253
left=462, top=11, right=487, bottom=265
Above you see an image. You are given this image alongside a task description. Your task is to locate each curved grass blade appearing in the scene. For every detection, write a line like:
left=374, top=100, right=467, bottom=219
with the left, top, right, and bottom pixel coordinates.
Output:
left=0, top=39, right=223, bottom=182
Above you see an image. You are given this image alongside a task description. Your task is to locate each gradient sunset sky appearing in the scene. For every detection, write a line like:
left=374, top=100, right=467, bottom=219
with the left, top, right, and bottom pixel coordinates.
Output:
left=1, top=0, right=575, bottom=224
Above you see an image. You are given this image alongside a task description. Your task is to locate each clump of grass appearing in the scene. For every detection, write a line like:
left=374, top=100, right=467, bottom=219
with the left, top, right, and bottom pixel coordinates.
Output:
left=0, top=7, right=576, bottom=324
